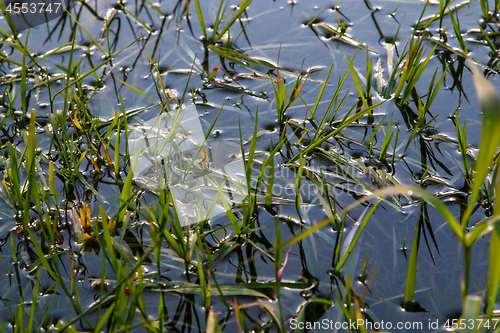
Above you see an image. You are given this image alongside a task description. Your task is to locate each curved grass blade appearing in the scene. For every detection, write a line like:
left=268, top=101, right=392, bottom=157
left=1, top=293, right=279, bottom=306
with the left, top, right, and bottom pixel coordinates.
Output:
left=275, top=185, right=463, bottom=252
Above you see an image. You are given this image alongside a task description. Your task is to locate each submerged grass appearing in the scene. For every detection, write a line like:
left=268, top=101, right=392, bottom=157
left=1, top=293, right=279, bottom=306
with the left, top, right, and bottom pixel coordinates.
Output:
left=0, top=0, right=499, bottom=331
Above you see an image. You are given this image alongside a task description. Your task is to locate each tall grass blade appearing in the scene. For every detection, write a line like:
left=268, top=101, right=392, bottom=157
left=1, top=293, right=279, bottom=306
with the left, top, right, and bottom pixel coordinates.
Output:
left=463, top=64, right=500, bottom=227
left=404, top=203, right=422, bottom=310
left=488, top=175, right=500, bottom=319
left=212, top=0, right=251, bottom=44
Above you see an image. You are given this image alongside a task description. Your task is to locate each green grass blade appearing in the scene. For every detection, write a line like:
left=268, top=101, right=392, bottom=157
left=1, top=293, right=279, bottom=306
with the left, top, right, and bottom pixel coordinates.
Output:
left=194, top=0, right=208, bottom=41
left=212, top=0, right=252, bottom=44
left=115, top=77, right=160, bottom=104
left=488, top=173, right=500, bottom=319
left=289, top=100, right=385, bottom=163
left=347, top=54, right=368, bottom=109
left=463, top=64, right=500, bottom=227
left=310, top=65, right=333, bottom=120
left=335, top=199, right=380, bottom=271
left=404, top=204, right=421, bottom=309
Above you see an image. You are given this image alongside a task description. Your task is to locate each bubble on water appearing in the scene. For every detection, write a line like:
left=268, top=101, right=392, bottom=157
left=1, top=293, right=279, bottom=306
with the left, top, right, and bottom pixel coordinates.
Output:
left=407, top=190, right=413, bottom=196
left=300, top=290, right=313, bottom=299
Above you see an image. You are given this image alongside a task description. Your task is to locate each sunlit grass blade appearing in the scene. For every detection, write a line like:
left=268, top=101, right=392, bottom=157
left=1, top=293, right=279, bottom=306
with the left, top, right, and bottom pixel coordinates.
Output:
left=488, top=223, right=500, bottom=319
left=488, top=173, right=500, bottom=319
left=462, top=64, right=500, bottom=227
